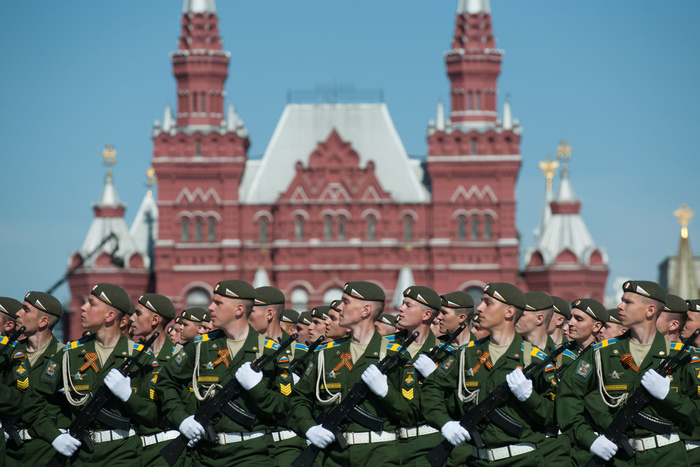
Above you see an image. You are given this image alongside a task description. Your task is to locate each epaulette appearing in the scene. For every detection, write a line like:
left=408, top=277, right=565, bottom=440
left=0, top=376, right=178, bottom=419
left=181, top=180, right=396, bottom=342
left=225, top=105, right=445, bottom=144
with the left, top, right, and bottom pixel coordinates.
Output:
left=132, top=341, right=154, bottom=356
left=384, top=334, right=398, bottom=342
left=523, top=344, right=548, bottom=361
left=669, top=341, right=684, bottom=351
left=593, top=338, right=618, bottom=351
left=318, top=338, right=347, bottom=351
left=0, top=336, right=18, bottom=348
left=387, top=342, right=402, bottom=352
left=194, top=330, right=222, bottom=344
left=63, top=333, right=96, bottom=351
left=467, top=337, right=488, bottom=348
left=435, top=342, right=457, bottom=353
left=294, top=342, right=309, bottom=352
left=562, top=349, right=579, bottom=360
left=263, top=338, right=281, bottom=350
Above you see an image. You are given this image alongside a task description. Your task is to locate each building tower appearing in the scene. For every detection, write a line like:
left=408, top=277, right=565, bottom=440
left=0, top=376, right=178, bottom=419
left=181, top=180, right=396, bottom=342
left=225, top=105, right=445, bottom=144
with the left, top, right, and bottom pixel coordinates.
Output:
left=426, top=0, right=522, bottom=298
left=523, top=142, right=609, bottom=302
left=659, top=205, right=699, bottom=299
left=151, top=0, right=250, bottom=310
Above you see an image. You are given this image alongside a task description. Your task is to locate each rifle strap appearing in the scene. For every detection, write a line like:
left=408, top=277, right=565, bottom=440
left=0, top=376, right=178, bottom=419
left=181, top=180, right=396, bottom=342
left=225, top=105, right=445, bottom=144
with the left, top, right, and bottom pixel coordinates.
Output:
left=457, top=347, right=480, bottom=404
left=595, top=348, right=628, bottom=408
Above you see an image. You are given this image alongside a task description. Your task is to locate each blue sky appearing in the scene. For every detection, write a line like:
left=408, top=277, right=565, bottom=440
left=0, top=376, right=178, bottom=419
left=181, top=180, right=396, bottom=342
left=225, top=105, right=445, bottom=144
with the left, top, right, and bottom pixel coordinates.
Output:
left=1, top=1, right=699, bottom=306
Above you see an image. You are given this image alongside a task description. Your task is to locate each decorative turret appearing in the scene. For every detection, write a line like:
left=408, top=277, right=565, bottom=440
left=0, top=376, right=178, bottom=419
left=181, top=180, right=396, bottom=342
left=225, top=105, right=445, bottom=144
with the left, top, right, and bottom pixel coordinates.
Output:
left=667, top=204, right=699, bottom=298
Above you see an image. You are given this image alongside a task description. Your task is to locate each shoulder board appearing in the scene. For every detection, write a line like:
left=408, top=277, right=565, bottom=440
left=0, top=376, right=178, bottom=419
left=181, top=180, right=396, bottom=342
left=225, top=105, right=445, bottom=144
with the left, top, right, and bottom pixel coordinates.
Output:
left=384, top=334, right=397, bottom=342
left=263, top=338, right=281, bottom=350
left=319, top=339, right=346, bottom=351
left=527, top=346, right=548, bottom=361
left=435, top=342, right=457, bottom=353
left=387, top=342, right=402, bottom=352
left=132, top=341, right=154, bottom=356
left=593, top=338, right=618, bottom=351
left=0, top=336, right=17, bottom=347
left=467, top=337, right=488, bottom=348
left=562, top=349, right=579, bottom=360
left=294, top=342, right=309, bottom=351
left=63, top=334, right=96, bottom=351
left=194, top=330, right=222, bottom=343
left=669, top=341, right=684, bottom=351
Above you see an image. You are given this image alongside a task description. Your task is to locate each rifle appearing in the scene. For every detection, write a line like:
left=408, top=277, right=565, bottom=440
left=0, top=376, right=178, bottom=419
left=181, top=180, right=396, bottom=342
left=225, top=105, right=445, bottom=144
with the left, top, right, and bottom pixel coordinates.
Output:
left=425, top=340, right=578, bottom=467
left=159, top=332, right=299, bottom=467
left=46, top=331, right=160, bottom=467
left=418, top=323, right=467, bottom=381
left=289, top=335, right=325, bottom=375
left=585, top=328, right=700, bottom=467
left=292, top=331, right=420, bottom=467
left=0, top=326, right=26, bottom=447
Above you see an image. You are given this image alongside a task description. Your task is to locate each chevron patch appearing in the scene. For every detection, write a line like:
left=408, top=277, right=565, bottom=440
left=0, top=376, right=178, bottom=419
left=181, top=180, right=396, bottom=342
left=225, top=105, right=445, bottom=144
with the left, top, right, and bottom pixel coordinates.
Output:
left=636, top=286, right=650, bottom=297
left=16, top=378, right=29, bottom=390
left=0, top=304, right=7, bottom=314
left=145, top=300, right=157, bottom=312
left=416, top=294, right=428, bottom=305
left=280, top=383, right=292, bottom=396
left=402, top=388, right=414, bottom=400
left=381, top=316, right=393, bottom=325
left=447, top=300, right=459, bottom=307
left=493, top=291, right=505, bottom=302
left=100, top=291, right=112, bottom=304
left=34, top=300, right=47, bottom=312
left=350, top=289, right=365, bottom=299
left=225, top=288, right=239, bottom=298
left=525, top=304, right=536, bottom=311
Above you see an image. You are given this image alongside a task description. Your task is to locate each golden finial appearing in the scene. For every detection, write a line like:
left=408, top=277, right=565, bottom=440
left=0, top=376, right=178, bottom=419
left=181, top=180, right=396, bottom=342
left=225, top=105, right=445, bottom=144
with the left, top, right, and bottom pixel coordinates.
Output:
left=538, top=155, right=559, bottom=191
left=556, top=140, right=571, bottom=176
left=674, top=204, right=694, bottom=239
left=102, top=144, right=117, bottom=167
left=145, top=167, right=157, bottom=196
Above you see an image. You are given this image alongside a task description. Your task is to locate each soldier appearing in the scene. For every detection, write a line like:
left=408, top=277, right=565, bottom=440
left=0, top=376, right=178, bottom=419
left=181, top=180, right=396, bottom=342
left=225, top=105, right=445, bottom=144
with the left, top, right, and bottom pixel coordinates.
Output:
left=471, top=314, right=490, bottom=340
left=567, top=298, right=608, bottom=354
left=249, top=286, right=285, bottom=340
left=434, top=291, right=475, bottom=346
left=1, top=293, right=63, bottom=466
left=157, top=279, right=288, bottom=465
left=422, top=282, right=556, bottom=466
left=597, top=309, right=628, bottom=342
left=557, top=280, right=694, bottom=465
left=0, top=296, right=19, bottom=336
left=656, top=293, right=687, bottom=342
left=548, top=296, right=571, bottom=346
left=309, top=306, right=330, bottom=343
left=120, top=301, right=134, bottom=339
left=179, top=308, right=211, bottom=343
left=23, top=283, right=144, bottom=466
left=682, top=299, right=700, bottom=344
left=288, top=281, right=410, bottom=466
left=167, top=325, right=181, bottom=345
left=294, top=311, right=313, bottom=345
left=374, top=313, right=397, bottom=336
left=0, top=296, right=23, bottom=464
left=280, top=309, right=299, bottom=336
left=681, top=298, right=700, bottom=462
left=325, top=300, right=350, bottom=342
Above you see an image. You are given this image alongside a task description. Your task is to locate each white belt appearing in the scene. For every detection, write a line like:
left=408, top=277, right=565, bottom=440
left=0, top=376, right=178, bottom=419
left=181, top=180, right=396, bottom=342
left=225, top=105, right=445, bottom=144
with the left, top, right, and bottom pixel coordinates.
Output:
left=91, top=428, right=136, bottom=444
left=473, top=442, right=537, bottom=461
left=685, top=440, right=700, bottom=451
left=271, top=429, right=298, bottom=442
left=217, top=430, right=266, bottom=445
left=343, top=430, right=397, bottom=445
left=141, top=430, right=180, bottom=447
left=399, top=425, right=439, bottom=439
left=633, top=433, right=680, bottom=452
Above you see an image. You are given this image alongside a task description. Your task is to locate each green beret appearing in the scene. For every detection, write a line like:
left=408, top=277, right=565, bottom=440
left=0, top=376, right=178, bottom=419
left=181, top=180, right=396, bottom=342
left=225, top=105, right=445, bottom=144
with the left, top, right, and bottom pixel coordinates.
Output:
left=607, top=309, right=622, bottom=324
left=24, top=291, right=63, bottom=317
left=281, top=309, right=299, bottom=324
left=311, top=305, right=330, bottom=320
left=139, top=293, right=176, bottom=320
left=343, top=281, right=385, bottom=302
left=90, top=283, right=130, bottom=315
left=298, top=311, right=312, bottom=326
left=571, top=298, right=608, bottom=323
left=403, top=285, right=441, bottom=311
left=483, top=282, right=526, bottom=310
left=329, top=300, right=341, bottom=312
left=376, top=313, right=397, bottom=326
left=440, top=291, right=474, bottom=309
left=214, top=280, right=255, bottom=300
left=551, top=296, right=571, bottom=319
left=524, top=292, right=553, bottom=312
left=622, top=280, right=666, bottom=304
left=0, top=297, right=22, bottom=319
left=688, top=299, right=700, bottom=313
left=181, top=307, right=210, bottom=323
left=254, top=286, right=285, bottom=306
left=664, top=294, right=687, bottom=314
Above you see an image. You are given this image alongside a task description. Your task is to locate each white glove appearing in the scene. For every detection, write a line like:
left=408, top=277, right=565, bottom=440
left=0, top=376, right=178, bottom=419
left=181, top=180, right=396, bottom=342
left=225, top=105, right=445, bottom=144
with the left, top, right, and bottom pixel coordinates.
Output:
left=361, top=364, right=388, bottom=398
left=179, top=415, right=205, bottom=442
left=414, top=354, right=437, bottom=378
left=505, top=368, right=533, bottom=401
left=589, top=435, right=618, bottom=460
left=4, top=431, right=9, bottom=442
left=641, top=369, right=670, bottom=400
left=235, top=361, right=263, bottom=390
left=52, top=433, right=82, bottom=456
left=292, top=373, right=300, bottom=385
left=104, top=368, right=132, bottom=402
left=305, top=424, right=335, bottom=448
left=441, top=420, right=470, bottom=446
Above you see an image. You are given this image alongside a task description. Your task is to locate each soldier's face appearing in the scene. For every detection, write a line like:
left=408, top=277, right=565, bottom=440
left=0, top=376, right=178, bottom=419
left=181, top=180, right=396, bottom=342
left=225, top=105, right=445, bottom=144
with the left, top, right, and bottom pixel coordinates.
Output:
left=180, top=319, right=200, bottom=342
left=16, top=301, right=41, bottom=337
left=567, top=309, right=599, bottom=342
left=397, top=297, right=426, bottom=331
left=294, top=323, right=310, bottom=343
left=437, top=307, right=459, bottom=335
left=80, top=295, right=110, bottom=331
left=338, top=294, right=363, bottom=327
left=514, top=310, right=538, bottom=335
left=598, top=322, right=626, bottom=341
left=617, top=292, right=648, bottom=327
left=309, top=317, right=325, bottom=341
left=681, top=312, right=700, bottom=340
left=326, top=310, right=349, bottom=340
left=475, top=294, right=507, bottom=331
left=374, top=321, right=396, bottom=336
left=248, top=306, right=269, bottom=334
left=208, top=295, right=236, bottom=327
left=130, top=304, right=156, bottom=338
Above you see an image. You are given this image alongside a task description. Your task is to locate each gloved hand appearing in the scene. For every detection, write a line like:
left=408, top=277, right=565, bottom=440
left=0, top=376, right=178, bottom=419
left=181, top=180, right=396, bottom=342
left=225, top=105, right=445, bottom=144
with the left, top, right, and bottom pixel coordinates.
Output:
left=104, top=368, right=132, bottom=402
left=52, top=433, right=82, bottom=456
left=589, top=435, right=618, bottom=460
left=292, top=373, right=300, bottom=385
left=305, top=424, right=335, bottom=448
left=4, top=431, right=9, bottom=442
left=413, top=354, right=437, bottom=378
left=235, top=361, right=263, bottom=390
left=361, top=364, right=388, bottom=398
left=641, top=369, right=670, bottom=400
left=441, top=420, right=470, bottom=446
left=179, top=415, right=205, bottom=443
left=505, top=367, right=533, bottom=401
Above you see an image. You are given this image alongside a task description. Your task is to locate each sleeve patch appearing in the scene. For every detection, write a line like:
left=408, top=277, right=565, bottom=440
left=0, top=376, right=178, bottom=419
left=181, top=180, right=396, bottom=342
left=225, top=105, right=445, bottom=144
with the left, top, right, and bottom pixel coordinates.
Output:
left=45, top=360, right=58, bottom=377
left=442, top=355, right=456, bottom=372
left=575, top=359, right=592, bottom=379
left=175, top=349, right=187, bottom=365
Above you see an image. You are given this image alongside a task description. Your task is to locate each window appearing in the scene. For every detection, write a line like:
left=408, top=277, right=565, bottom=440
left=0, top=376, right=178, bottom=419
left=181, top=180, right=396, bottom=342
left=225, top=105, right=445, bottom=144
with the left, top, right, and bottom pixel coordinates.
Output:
left=471, top=216, right=479, bottom=240
left=367, top=216, right=376, bottom=240
left=484, top=217, right=492, bottom=240
left=324, top=216, right=333, bottom=241
left=337, top=217, right=346, bottom=240
left=476, top=91, right=481, bottom=110
left=187, top=289, right=210, bottom=308
left=404, top=217, right=413, bottom=241
left=471, top=138, right=478, bottom=155
left=458, top=216, right=467, bottom=240
left=192, top=93, right=198, bottom=112
left=291, top=288, right=308, bottom=311
left=259, top=218, right=268, bottom=243
left=201, top=93, right=206, bottom=113
left=323, top=288, right=343, bottom=304
left=208, top=219, right=216, bottom=242
left=195, top=219, right=203, bottom=242
left=467, top=91, right=473, bottom=110
left=181, top=218, right=190, bottom=242
left=195, top=140, right=201, bottom=157
left=295, top=217, right=304, bottom=241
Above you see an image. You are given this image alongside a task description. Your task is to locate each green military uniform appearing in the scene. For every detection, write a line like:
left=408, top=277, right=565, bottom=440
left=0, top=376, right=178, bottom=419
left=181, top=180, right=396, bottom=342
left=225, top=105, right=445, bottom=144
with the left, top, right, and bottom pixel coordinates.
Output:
left=288, top=331, right=412, bottom=467
left=422, top=333, right=556, bottom=466
left=556, top=332, right=695, bottom=466
left=157, top=327, right=288, bottom=466
left=0, top=333, right=22, bottom=467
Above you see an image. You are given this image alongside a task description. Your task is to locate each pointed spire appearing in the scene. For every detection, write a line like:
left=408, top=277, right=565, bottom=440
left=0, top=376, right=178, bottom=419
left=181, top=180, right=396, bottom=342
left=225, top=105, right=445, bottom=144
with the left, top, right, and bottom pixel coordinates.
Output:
left=226, top=103, right=239, bottom=132
left=534, top=155, right=559, bottom=243
left=436, top=100, right=445, bottom=131
left=253, top=266, right=271, bottom=288
left=392, top=265, right=415, bottom=310
left=129, top=170, right=159, bottom=270
left=502, top=96, right=513, bottom=130
left=183, top=0, right=216, bottom=14
left=458, top=0, right=491, bottom=14
left=97, top=144, right=122, bottom=207
left=162, top=103, right=174, bottom=132
left=672, top=204, right=699, bottom=299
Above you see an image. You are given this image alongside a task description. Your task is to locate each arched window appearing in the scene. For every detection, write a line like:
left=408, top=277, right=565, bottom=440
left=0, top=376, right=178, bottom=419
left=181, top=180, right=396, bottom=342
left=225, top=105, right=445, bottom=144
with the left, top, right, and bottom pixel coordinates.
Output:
left=295, top=217, right=304, bottom=241
left=195, top=140, right=201, bottom=157
left=471, top=138, right=478, bottom=155
left=195, top=219, right=203, bottom=242
left=291, top=288, right=309, bottom=311
left=367, top=216, right=376, bottom=240
left=323, top=288, right=343, bottom=304
left=192, top=93, right=198, bottom=112
left=259, top=218, right=268, bottom=243
left=337, top=217, right=346, bottom=240
left=458, top=216, right=467, bottom=240
left=187, top=289, right=210, bottom=308
left=471, top=216, right=479, bottom=240
left=466, top=287, right=483, bottom=309
left=208, top=219, right=216, bottom=242
left=404, top=217, right=413, bottom=241
left=484, top=217, right=492, bottom=240
left=467, top=91, right=473, bottom=110
left=476, top=91, right=481, bottom=110
left=201, top=93, right=206, bottom=113
left=181, top=218, right=190, bottom=242
left=324, top=216, right=333, bottom=241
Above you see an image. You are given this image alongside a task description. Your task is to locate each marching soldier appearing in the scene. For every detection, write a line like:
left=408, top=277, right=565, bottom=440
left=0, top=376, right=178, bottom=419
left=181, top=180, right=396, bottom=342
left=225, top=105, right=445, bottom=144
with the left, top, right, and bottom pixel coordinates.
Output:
left=434, top=291, right=475, bottom=347
left=548, top=296, right=571, bottom=346
left=295, top=311, right=313, bottom=345
left=326, top=300, right=350, bottom=342
left=280, top=309, right=300, bottom=336
left=598, top=309, right=628, bottom=342
left=656, top=293, right=687, bottom=342
left=681, top=299, right=700, bottom=344
left=375, top=313, right=398, bottom=336
left=0, top=296, right=19, bottom=336
left=422, top=282, right=557, bottom=466
left=565, top=299, right=608, bottom=359
left=179, top=307, right=211, bottom=343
